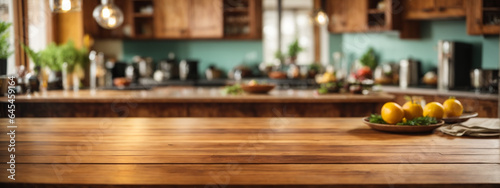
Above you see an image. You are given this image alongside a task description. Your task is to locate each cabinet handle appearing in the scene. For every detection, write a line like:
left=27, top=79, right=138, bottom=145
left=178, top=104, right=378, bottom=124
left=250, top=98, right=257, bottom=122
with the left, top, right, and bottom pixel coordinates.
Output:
left=438, top=7, right=446, bottom=12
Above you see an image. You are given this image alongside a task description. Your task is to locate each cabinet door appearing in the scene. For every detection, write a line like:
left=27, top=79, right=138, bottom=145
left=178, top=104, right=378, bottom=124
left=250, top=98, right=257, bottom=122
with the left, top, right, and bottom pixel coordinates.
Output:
left=190, top=0, right=223, bottom=38
left=405, top=0, right=465, bottom=19
left=154, top=0, right=190, bottom=38
left=406, top=0, right=435, bottom=12
left=435, top=0, right=464, bottom=9
left=327, top=0, right=367, bottom=33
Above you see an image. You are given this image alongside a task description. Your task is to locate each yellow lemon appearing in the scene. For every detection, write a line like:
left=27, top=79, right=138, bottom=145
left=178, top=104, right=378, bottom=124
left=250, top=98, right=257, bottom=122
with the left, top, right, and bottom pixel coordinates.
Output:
left=402, top=101, right=423, bottom=120
left=443, top=97, right=463, bottom=117
left=381, top=102, right=404, bottom=124
left=423, top=102, right=444, bottom=120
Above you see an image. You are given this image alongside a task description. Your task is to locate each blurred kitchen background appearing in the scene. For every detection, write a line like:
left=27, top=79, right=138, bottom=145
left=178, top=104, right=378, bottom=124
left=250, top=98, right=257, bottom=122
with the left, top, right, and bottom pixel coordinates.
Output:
left=1, top=0, right=499, bottom=93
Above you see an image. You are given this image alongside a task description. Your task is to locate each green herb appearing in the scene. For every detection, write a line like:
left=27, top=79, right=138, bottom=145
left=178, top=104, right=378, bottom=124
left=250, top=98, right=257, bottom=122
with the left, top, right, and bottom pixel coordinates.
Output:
left=359, top=47, right=377, bottom=69
left=223, top=84, right=243, bottom=95
left=368, top=114, right=386, bottom=124
left=288, top=39, right=303, bottom=58
left=397, top=116, right=438, bottom=126
left=317, top=87, right=328, bottom=94
left=368, top=114, right=437, bottom=126
left=0, top=22, right=13, bottom=59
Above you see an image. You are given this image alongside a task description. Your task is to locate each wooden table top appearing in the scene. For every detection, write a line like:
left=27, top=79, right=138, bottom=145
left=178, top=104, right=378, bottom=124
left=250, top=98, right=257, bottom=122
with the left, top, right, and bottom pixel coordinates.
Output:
left=1, top=118, right=499, bottom=187
left=1, top=86, right=394, bottom=103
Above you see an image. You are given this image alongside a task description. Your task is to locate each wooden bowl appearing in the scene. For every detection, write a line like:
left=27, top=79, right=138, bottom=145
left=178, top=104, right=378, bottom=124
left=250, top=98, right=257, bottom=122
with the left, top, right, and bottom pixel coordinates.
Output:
left=240, top=84, right=275, bottom=94
left=442, top=112, right=478, bottom=124
left=268, top=71, right=287, bottom=79
left=362, top=117, right=445, bottom=133
left=113, top=78, right=131, bottom=87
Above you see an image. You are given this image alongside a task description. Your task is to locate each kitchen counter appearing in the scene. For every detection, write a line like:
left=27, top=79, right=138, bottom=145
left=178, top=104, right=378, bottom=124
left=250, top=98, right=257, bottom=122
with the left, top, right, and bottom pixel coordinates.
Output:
left=2, top=117, right=499, bottom=187
left=381, top=86, right=498, bottom=100
left=6, top=86, right=394, bottom=103
left=0, top=87, right=394, bottom=117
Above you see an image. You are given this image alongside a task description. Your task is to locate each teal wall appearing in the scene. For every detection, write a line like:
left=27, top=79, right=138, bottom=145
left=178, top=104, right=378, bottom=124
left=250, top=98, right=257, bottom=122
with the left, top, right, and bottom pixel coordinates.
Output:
left=122, top=40, right=263, bottom=76
left=121, top=20, right=498, bottom=77
left=330, top=20, right=499, bottom=73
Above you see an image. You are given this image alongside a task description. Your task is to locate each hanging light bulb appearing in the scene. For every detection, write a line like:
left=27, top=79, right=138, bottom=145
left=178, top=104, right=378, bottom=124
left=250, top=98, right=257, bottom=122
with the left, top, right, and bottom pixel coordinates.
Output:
left=312, top=9, right=329, bottom=26
left=311, top=0, right=329, bottom=26
left=50, top=0, right=81, bottom=13
left=93, top=0, right=124, bottom=29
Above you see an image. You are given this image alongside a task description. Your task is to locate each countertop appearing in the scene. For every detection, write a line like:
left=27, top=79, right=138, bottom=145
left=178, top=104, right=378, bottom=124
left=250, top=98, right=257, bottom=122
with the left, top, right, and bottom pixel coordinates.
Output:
left=381, top=86, right=499, bottom=100
left=1, top=117, right=499, bottom=187
left=3, top=86, right=395, bottom=103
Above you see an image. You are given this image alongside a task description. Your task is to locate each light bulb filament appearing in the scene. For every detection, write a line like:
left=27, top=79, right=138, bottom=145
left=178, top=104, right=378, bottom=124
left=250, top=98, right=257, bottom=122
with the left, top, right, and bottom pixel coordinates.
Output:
left=102, top=7, right=111, bottom=18
left=107, top=17, right=117, bottom=27
left=61, top=0, right=72, bottom=11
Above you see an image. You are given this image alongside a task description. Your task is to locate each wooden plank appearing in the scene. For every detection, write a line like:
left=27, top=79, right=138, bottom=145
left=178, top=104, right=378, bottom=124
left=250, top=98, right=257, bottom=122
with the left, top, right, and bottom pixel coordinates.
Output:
left=1, top=164, right=499, bottom=185
left=0, top=117, right=498, bottom=186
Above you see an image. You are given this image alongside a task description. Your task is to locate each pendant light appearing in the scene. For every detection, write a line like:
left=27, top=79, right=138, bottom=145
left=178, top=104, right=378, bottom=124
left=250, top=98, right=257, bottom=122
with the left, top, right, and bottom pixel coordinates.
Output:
left=50, top=0, right=81, bottom=13
left=312, top=0, right=329, bottom=26
left=92, top=0, right=124, bottom=29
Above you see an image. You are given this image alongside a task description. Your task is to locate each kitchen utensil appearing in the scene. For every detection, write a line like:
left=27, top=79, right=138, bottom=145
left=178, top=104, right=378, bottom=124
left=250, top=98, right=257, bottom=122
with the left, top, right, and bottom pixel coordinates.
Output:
left=228, top=65, right=253, bottom=80
left=470, top=69, right=484, bottom=90
left=422, top=71, right=438, bottom=85
left=362, top=117, right=445, bottom=133
left=438, top=40, right=472, bottom=90
left=442, top=112, right=479, bottom=124
left=374, top=64, right=393, bottom=85
left=399, top=58, right=421, bottom=89
left=240, top=84, right=275, bottom=94
left=179, top=60, right=199, bottom=80
left=205, top=65, right=222, bottom=80
left=89, top=51, right=97, bottom=91
left=159, top=52, right=179, bottom=80
left=470, top=69, right=499, bottom=92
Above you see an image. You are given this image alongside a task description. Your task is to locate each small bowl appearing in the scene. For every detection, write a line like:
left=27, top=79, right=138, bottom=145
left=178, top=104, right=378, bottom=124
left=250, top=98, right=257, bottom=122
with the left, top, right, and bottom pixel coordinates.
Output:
left=442, top=112, right=478, bottom=124
left=240, top=84, right=276, bottom=94
left=113, top=77, right=131, bottom=87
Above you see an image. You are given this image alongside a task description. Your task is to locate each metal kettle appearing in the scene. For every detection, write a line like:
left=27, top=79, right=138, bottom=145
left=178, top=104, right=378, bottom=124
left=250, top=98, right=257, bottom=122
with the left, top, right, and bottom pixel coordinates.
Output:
left=399, top=58, right=421, bottom=89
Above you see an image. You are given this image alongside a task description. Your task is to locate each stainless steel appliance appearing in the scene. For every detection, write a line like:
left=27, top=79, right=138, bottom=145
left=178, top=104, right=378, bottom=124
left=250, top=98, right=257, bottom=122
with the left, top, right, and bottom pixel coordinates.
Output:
left=179, top=60, right=199, bottom=80
left=399, top=58, right=421, bottom=89
left=470, top=69, right=499, bottom=93
left=158, top=53, right=179, bottom=80
left=437, top=40, right=473, bottom=90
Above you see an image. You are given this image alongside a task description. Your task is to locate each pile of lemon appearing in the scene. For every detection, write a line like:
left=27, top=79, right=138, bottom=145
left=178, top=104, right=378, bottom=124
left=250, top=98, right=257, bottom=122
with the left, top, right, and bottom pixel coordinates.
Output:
left=381, top=97, right=463, bottom=124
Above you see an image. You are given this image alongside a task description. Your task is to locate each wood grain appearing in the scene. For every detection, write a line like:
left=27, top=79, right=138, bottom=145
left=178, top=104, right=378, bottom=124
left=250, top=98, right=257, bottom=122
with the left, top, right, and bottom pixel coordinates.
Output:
left=0, top=117, right=498, bottom=187
left=189, top=0, right=223, bottom=38
left=154, top=0, right=190, bottom=38
left=404, top=0, right=465, bottom=20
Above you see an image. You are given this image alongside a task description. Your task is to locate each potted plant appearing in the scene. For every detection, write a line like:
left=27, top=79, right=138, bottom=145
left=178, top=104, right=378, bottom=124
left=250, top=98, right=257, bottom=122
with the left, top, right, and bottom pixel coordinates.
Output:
left=0, top=22, right=13, bottom=75
left=23, top=41, right=88, bottom=91
left=287, top=39, right=303, bottom=64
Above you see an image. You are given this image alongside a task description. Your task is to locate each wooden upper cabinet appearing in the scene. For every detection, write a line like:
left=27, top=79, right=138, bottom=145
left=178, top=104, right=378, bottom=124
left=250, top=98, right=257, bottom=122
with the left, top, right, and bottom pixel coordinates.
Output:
left=154, top=0, right=190, bottom=38
left=154, top=0, right=223, bottom=39
left=190, top=0, right=223, bottom=38
left=404, top=0, right=465, bottom=20
left=465, top=0, right=500, bottom=35
left=327, top=0, right=367, bottom=33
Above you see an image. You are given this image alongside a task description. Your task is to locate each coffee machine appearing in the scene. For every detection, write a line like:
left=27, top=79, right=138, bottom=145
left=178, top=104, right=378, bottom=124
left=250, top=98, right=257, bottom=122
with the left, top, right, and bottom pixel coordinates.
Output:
left=437, top=40, right=472, bottom=90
